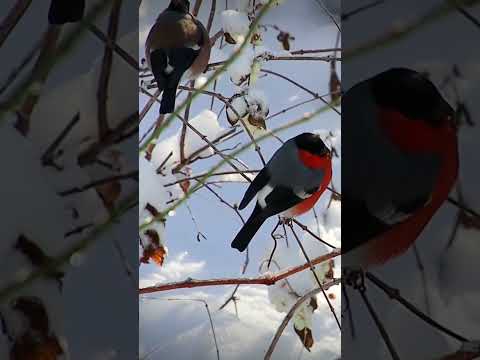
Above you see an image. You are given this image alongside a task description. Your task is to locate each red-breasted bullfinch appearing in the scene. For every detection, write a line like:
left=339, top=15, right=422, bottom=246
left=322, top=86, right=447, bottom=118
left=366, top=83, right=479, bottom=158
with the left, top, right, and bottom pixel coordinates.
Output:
left=145, top=0, right=211, bottom=114
left=342, top=68, right=458, bottom=269
left=231, top=132, right=333, bottom=252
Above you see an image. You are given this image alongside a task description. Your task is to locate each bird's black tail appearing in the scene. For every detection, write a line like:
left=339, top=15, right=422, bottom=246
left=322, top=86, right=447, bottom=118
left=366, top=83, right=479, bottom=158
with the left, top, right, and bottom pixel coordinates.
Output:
left=150, top=47, right=199, bottom=114
left=160, top=87, right=177, bottom=114
left=231, top=205, right=266, bottom=252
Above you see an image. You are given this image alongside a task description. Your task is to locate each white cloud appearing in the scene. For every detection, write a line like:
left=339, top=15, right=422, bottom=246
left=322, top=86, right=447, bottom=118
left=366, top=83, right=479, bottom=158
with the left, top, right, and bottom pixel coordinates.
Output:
left=140, top=285, right=340, bottom=360
left=140, top=252, right=206, bottom=288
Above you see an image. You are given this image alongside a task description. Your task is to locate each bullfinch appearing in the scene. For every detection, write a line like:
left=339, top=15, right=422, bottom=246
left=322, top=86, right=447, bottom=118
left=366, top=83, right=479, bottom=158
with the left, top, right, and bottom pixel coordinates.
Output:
left=342, top=68, right=458, bottom=269
left=145, top=0, right=211, bottom=114
left=231, top=132, right=333, bottom=252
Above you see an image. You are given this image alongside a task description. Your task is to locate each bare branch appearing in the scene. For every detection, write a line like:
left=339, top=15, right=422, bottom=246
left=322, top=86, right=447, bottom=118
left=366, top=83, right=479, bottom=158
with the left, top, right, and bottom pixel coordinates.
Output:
left=0, top=0, right=33, bottom=48
left=139, top=250, right=340, bottom=294
left=264, top=278, right=341, bottom=360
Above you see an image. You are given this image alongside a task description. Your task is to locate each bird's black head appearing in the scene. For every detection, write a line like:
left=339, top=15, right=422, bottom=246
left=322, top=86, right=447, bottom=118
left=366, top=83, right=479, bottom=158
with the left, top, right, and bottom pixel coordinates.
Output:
left=371, top=68, right=455, bottom=128
left=167, top=0, right=190, bottom=13
left=294, top=132, right=331, bottom=157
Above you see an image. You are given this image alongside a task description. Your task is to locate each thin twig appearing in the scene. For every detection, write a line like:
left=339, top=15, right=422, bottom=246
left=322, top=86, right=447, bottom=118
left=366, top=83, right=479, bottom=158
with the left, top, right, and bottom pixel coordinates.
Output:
left=359, top=287, right=400, bottom=360
left=58, top=171, right=138, bottom=196
left=41, top=112, right=81, bottom=167
left=288, top=223, right=341, bottom=330
left=292, top=219, right=337, bottom=249
left=86, top=22, right=139, bottom=70
left=452, top=0, right=480, bottom=30
left=141, top=89, right=252, bottom=181
left=447, top=196, right=480, bottom=220
left=260, top=68, right=341, bottom=116
left=78, top=112, right=138, bottom=166
left=139, top=250, right=340, bottom=293
left=264, top=278, right=340, bottom=360
left=97, top=0, right=122, bottom=139
left=0, top=0, right=33, bottom=48
left=15, top=25, right=62, bottom=135
left=290, top=48, right=341, bottom=55
left=342, top=0, right=385, bottom=20
left=112, top=238, right=137, bottom=289
left=366, top=272, right=468, bottom=342
left=412, top=245, right=431, bottom=315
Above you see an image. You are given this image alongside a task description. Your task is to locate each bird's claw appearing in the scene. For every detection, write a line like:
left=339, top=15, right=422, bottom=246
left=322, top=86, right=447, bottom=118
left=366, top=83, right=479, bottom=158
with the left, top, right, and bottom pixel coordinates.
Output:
left=343, top=267, right=366, bottom=292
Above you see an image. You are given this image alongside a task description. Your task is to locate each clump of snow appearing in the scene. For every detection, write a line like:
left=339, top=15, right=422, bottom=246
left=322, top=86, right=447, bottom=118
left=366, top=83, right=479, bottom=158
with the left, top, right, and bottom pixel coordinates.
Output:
left=227, top=89, right=269, bottom=135
left=228, top=46, right=255, bottom=86
left=227, top=96, right=249, bottom=124
left=194, top=75, right=208, bottom=89
left=293, top=301, right=315, bottom=331
left=246, top=89, right=269, bottom=120
left=221, top=10, right=250, bottom=44
left=151, top=110, right=224, bottom=170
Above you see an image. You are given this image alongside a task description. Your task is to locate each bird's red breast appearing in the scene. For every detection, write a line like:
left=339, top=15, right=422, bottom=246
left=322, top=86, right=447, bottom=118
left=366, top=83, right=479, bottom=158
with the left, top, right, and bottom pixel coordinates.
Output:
left=298, top=149, right=330, bottom=169
left=364, top=109, right=459, bottom=266
left=288, top=151, right=332, bottom=217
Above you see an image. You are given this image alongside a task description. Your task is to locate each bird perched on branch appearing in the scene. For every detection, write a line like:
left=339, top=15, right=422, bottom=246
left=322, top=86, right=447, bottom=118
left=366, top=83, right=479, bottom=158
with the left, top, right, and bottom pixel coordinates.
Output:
left=145, top=0, right=211, bottom=114
left=342, top=68, right=458, bottom=269
left=48, top=0, right=85, bottom=24
left=231, top=133, right=333, bottom=252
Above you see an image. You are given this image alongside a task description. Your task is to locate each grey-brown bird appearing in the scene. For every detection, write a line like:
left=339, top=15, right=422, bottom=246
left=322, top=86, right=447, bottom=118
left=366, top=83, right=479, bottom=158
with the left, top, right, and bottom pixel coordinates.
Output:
left=145, top=0, right=211, bottom=114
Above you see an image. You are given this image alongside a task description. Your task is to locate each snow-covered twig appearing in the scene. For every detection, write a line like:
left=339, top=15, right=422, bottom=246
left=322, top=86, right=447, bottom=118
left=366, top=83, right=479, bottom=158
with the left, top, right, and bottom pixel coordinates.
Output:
left=139, top=250, right=340, bottom=294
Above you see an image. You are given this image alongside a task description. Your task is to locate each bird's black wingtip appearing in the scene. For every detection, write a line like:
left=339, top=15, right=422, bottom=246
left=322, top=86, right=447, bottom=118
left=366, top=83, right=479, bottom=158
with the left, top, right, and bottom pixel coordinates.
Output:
left=230, top=242, right=246, bottom=252
left=237, top=201, right=247, bottom=211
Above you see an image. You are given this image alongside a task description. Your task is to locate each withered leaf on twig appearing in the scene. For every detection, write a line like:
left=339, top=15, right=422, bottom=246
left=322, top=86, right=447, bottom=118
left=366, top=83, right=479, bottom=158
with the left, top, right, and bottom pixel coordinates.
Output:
left=329, top=62, right=341, bottom=105
left=293, top=325, right=314, bottom=352
left=460, top=211, right=480, bottom=229
left=251, top=32, right=262, bottom=45
left=309, top=296, right=318, bottom=312
left=224, top=32, right=236, bottom=44
left=140, top=229, right=167, bottom=266
left=11, top=333, right=63, bottom=360
left=11, top=296, right=63, bottom=360
left=14, top=235, right=64, bottom=289
left=276, top=31, right=294, bottom=51
left=96, top=180, right=122, bottom=211
left=247, top=114, right=267, bottom=130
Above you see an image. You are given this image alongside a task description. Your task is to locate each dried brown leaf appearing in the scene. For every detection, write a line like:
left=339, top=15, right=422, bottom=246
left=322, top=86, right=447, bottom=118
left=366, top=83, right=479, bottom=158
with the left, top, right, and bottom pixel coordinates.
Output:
left=224, top=32, right=236, bottom=44
left=96, top=180, right=122, bottom=210
left=276, top=31, right=292, bottom=51
left=140, top=229, right=167, bottom=266
left=14, top=235, right=64, bottom=288
left=293, top=325, right=314, bottom=351
left=10, top=297, right=63, bottom=360
left=247, top=114, right=267, bottom=130
left=329, top=62, right=341, bottom=105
